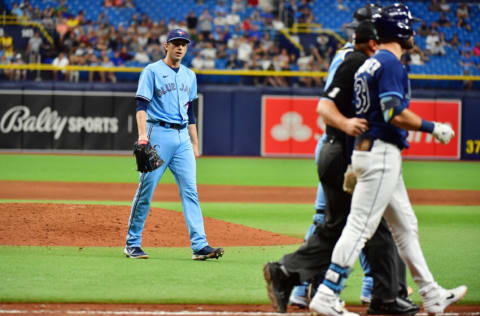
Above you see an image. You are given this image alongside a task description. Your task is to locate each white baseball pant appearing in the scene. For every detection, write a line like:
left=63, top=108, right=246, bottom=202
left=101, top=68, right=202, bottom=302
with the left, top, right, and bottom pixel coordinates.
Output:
left=330, top=139, right=435, bottom=291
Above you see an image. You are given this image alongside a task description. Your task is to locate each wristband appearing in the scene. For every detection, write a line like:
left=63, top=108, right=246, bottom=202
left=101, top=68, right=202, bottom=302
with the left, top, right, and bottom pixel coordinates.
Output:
left=419, top=119, right=434, bottom=133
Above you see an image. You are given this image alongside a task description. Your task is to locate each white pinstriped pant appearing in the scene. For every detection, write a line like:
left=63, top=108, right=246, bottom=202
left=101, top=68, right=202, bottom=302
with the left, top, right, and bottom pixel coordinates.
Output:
left=331, top=139, right=435, bottom=291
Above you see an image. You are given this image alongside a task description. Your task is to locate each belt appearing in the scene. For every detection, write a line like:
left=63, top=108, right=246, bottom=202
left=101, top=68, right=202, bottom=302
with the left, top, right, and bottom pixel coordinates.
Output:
left=355, top=136, right=374, bottom=151
left=148, top=120, right=186, bottom=130
left=326, top=134, right=343, bottom=144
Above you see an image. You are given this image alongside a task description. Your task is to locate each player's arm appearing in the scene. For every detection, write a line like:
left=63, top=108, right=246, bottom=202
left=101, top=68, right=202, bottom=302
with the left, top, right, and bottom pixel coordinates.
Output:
left=187, top=100, right=199, bottom=157
left=136, top=107, right=148, bottom=142
left=317, top=56, right=368, bottom=136
left=317, top=98, right=367, bottom=136
left=382, top=95, right=455, bottom=144
left=135, top=68, right=154, bottom=143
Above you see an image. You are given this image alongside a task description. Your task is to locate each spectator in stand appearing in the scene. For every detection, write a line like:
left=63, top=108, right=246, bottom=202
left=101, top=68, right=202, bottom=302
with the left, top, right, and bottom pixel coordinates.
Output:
left=12, top=53, right=27, bottom=81
left=248, top=24, right=263, bottom=42
left=226, top=53, right=242, bottom=69
left=99, top=52, right=116, bottom=83
left=200, top=41, right=217, bottom=60
left=417, top=21, right=430, bottom=37
left=11, top=3, right=24, bottom=19
left=215, top=0, right=228, bottom=15
left=26, top=30, right=43, bottom=64
left=54, top=0, right=68, bottom=17
left=203, top=55, right=215, bottom=69
left=186, top=11, right=198, bottom=31
left=409, top=46, right=429, bottom=66
left=428, top=0, right=442, bottom=12
left=198, top=9, right=213, bottom=38
left=68, top=53, right=81, bottom=83
left=449, top=33, right=460, bottom=49
left=125, top=0, right=135, bottom=8
left=52, top=51, right=69, bottom=80
left=426, top=29, right=442, bottom=55
left=85, top=47, right=99, bottom=82
left=264, top=62, right=287, bottom=87
left=459, top=40, right=473, bottom=57
left=298, top=0, right=314, bottom=23
left=232, top=0, right=245, bottom=13
left=473, top=42, right=480, bottom=57
left=213, top=10, right=228, bottom=27
left=440, top=0, right=451, bottom=13
left=247, top=0, right=258, bottom=7
left=456, top=3, right=469, bottom=19
left=437, top=13, right=452, bottom=27
left=337, top=0, right=349, bottom=11
left=457, top=16, right=472, bottom=31
left=237, top=35, right=253, bottom=66
left=133, top=47, right=150, bottom=64
left=191, top=51, right=204, bottom=69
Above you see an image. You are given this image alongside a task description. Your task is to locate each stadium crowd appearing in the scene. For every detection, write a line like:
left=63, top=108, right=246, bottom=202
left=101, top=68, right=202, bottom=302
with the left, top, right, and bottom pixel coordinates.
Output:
left=0, top=0, right=479, bottom=86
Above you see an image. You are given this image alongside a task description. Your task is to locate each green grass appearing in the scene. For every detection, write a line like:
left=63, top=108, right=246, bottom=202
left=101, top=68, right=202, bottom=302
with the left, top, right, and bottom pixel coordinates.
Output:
left=0, top=201, right=479, bottom=304
left=0, top=154, right=479, bottom=304
left=1, top=154, right=479, bottom=189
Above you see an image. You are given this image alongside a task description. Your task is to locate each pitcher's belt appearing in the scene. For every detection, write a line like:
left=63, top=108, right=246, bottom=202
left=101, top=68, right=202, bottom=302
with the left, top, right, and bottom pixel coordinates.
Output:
left=148, top=120, right=186, bottom=130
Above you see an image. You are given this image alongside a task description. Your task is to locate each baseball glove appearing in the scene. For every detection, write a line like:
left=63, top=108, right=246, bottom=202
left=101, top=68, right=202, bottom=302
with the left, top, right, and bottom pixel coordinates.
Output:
left=133, top=140, right=163, bottom=173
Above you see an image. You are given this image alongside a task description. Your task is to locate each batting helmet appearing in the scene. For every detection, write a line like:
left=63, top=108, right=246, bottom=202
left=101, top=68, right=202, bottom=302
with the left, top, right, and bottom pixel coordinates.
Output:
left=374, top=3, right=418, bottom=48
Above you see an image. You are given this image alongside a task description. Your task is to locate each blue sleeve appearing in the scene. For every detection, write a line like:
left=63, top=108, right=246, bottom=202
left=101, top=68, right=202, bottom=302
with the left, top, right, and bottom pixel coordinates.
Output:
left=187, top=101, right=196, bottom=124
left=377, top=60, right=406, bottom=102
left=136, top=67, right=154, bottom=102
left=136, top=98, right=149, bottom=112
left=189, top=71, right=198, bottom=102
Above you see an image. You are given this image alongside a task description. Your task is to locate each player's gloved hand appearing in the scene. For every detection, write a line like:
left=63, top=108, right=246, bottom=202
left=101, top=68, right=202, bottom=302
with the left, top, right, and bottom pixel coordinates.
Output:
left=432, top=122, right=454, bottom=145
left=133, top=140, right=164, bottom=173
left=343, top=164, right=357, bottom=194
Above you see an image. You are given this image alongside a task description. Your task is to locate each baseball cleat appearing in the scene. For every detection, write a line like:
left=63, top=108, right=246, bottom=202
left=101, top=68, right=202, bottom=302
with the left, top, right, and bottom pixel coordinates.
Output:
left=309, top=284, right=358, bottom=316
left=289, top=295, right=308, bottom=308
left=124, top=246, right=149, bottom=259
left=263, top=262, right=295, bottom=313
left=420, top=283, right=467, bottom=315
left=192, top=245, right=224, bottom=260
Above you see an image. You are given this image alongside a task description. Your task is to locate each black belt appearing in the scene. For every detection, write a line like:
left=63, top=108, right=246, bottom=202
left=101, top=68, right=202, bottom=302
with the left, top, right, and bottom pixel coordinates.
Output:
left=148, top=120, right=186, bottom=130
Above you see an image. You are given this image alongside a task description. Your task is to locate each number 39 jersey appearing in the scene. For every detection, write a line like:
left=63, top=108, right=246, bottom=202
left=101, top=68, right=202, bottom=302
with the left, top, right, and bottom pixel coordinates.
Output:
left=353, top=49, right=410, bottom=149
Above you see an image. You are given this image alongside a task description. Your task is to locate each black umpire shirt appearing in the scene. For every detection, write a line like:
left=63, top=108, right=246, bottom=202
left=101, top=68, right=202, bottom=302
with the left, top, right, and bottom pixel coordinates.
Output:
left=321, top=50, right=369, bottom=161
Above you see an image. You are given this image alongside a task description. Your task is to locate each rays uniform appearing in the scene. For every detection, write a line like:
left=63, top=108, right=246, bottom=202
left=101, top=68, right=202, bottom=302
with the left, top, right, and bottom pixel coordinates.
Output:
left=353, top=49, right=410, bottom=148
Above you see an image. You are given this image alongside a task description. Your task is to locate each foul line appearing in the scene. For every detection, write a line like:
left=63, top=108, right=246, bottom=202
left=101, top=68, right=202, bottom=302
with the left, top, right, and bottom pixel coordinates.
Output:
left=0, top=310, right=479, bottom=316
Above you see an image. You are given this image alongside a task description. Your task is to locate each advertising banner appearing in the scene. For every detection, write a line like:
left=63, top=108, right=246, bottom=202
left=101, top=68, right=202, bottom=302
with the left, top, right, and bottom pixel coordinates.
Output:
left=261, top=96, right=461, bottom=159
left=261, top=95, right=324, bottom=157
left=402, top=99, right=461, bottom=159
left=0, top=90, right=135, bottom=150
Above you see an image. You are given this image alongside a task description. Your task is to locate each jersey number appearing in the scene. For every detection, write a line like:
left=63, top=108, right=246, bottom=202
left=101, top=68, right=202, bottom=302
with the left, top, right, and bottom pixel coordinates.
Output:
left=354, top=76, right=370, bottom=114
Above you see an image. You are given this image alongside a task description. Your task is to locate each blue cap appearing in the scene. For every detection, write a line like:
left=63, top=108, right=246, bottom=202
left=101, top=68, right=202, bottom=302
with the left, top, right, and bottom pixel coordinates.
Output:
left=167, top=28, right=191, bottom=43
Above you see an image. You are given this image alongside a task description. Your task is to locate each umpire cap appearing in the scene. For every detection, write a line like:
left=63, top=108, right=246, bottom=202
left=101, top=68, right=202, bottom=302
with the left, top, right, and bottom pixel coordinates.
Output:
left=345, top=3, right=382, bottom=29
left=353, top=20, right=379, bottom=44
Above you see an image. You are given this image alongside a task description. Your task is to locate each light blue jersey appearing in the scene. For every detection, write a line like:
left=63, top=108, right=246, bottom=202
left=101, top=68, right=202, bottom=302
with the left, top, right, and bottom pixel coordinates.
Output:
left=136, top=60, right=197, bottom=124
left=127, top=59, right=208, bottom=253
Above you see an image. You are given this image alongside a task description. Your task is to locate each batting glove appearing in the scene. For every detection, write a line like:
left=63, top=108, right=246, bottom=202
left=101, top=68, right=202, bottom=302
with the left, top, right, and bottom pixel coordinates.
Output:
left=432, top=122, right=455, bottom=145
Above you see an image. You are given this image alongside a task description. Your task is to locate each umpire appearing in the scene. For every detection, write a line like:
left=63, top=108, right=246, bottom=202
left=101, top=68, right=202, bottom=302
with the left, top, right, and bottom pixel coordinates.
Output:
left=263, top=21, right=419, bottom=315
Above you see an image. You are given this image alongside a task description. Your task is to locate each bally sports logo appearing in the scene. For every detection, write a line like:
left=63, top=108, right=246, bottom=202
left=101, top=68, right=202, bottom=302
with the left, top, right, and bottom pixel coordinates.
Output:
left=262, top=96, right=461, bottom=159
left=0, top=105, right=119, bottom=140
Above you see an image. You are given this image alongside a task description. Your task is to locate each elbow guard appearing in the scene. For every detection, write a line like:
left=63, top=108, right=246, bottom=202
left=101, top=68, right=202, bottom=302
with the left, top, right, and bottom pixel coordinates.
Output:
left=380, top=95, right=403, bottom=122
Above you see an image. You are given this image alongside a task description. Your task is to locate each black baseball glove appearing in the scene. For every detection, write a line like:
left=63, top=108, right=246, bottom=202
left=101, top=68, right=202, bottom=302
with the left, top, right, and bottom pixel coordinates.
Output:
left=133, top=140, right=164, bottom=173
